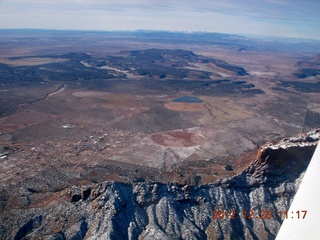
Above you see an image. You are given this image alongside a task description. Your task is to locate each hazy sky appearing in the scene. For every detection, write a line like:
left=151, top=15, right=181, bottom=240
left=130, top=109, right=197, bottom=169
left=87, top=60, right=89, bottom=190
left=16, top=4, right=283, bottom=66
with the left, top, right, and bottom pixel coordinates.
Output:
left=0, top=0, right=319, bottom=39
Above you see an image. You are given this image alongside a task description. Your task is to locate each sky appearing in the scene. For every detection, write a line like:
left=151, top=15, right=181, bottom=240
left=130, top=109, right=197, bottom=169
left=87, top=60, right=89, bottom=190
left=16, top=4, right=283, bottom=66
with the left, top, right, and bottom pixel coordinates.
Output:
left=0, top=0, right=319, bottom=39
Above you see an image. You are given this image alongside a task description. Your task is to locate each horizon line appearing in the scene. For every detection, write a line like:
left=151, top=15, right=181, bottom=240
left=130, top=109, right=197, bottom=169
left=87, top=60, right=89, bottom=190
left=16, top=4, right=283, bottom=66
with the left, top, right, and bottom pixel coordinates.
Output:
left=1, top=28, right=320, bottom=42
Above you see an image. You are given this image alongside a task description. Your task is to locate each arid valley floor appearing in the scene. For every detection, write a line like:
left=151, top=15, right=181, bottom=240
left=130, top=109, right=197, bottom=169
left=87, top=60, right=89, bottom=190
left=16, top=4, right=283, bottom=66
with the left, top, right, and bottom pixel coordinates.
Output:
left=0, top=30, right=320, bottom=239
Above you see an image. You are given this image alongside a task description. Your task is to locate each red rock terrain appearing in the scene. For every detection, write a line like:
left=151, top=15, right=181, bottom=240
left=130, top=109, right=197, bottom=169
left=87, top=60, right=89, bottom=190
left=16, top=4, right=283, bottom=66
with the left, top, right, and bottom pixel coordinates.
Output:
left=0, top=129, right=318, bottom=239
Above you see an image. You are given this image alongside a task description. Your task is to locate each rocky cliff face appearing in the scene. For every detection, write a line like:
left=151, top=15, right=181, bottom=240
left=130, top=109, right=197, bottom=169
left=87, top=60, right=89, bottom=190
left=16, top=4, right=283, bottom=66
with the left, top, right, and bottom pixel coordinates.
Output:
left=0, top=129, right=319, bottom=240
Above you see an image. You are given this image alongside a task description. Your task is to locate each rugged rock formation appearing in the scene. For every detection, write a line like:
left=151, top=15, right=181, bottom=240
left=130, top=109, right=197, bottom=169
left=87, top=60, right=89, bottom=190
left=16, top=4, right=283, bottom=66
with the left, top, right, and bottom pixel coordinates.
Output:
left=0, top=129, right=319, bottom=240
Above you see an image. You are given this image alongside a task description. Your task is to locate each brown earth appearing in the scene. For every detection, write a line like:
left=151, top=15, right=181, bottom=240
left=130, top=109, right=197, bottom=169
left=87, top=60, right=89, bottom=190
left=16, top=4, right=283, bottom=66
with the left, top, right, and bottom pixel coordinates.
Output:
left=151, top=129, right=206, bottom=147
left=0, top=57, right=68, bottom=67
left=164, top=102, right=206, bottom=111
left=0, top=111, right=57, bottom=133
left=0, top=32, right=320, bottom=188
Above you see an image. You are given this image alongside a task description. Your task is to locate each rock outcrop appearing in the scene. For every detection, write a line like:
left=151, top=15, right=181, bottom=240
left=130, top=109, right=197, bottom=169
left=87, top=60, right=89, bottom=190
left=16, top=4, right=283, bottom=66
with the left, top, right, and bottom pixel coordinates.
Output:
left=0, top=129, right=319, bottom=240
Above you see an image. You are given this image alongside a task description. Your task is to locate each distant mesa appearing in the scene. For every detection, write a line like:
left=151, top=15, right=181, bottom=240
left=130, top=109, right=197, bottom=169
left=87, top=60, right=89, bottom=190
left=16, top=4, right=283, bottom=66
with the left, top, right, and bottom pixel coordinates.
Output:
left=294, top=53, right=320, bottom=79
left=279, top=81, right=320, bottom=93
left=238, top=47, right=248, bottom=52
left=172, top=96, right=203, bottom=103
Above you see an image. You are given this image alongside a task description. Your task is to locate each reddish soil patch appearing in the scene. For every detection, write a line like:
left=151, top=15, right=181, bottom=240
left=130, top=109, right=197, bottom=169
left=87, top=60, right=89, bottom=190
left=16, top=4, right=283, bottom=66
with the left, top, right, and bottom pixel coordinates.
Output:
left=151, top=129, right=205, bottom=147
left=234, top=148, right=258, bottom=171
left=0, top=111, right=57, bottom=133
left=164, top=102, right=205, bottom=111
